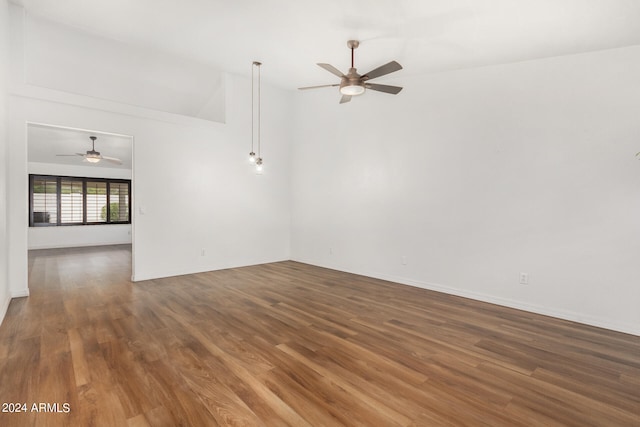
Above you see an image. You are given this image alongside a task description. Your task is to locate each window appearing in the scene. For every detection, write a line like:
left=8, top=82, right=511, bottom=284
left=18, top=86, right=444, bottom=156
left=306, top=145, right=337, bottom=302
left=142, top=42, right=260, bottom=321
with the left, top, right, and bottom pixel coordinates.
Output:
left=29, top=175, right=131, bottom=226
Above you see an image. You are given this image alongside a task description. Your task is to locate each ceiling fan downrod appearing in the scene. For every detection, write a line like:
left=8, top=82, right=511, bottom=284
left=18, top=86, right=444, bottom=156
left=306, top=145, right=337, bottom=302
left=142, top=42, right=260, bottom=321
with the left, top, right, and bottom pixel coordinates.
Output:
left=347, top=39, right=359, bottom=68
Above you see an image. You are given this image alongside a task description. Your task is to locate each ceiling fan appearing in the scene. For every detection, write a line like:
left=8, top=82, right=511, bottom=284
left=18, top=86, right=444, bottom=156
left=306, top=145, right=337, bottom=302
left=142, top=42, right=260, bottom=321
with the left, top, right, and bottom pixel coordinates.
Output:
left=56, top=136, right=123, bottom=165
left=298, top=40, right=403, bottom=104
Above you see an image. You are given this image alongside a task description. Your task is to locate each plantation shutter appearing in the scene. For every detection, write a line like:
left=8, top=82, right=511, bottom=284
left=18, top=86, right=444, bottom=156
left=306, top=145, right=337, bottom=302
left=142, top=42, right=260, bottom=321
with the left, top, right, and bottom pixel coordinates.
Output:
left=60, top=179, right=84, bottom=224
left=86, top=181, right=108, bottom=223
left=109, top=182, right=130, bottom=222
left=31, top=176, right=58, bottom=224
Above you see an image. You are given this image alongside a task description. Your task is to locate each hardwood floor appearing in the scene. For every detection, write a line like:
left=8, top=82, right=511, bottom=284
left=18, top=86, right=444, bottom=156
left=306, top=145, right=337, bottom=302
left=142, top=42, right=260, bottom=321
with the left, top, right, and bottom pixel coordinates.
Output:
left=0, top=245, right=638, bottom=426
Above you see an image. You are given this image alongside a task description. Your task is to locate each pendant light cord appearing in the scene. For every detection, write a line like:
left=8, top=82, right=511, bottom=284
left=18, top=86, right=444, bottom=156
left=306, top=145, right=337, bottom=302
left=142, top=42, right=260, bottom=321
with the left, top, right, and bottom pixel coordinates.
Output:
left=250, top=61, right=263, bottom=170
left=257, top=62, right=261, bottom=158
left=251, top=63, right=255, bottom=154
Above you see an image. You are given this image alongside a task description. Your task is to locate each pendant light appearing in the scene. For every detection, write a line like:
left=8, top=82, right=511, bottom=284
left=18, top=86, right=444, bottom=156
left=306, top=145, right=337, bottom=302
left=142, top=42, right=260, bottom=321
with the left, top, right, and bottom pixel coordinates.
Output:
left=250, top=61, right=263, bottom=172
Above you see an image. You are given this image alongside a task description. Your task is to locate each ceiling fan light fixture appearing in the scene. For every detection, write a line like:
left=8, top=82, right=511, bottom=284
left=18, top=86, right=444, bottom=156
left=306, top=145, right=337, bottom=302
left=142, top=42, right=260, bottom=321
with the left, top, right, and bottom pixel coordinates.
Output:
left=86, top=137, right=102, bottom=163
left=340, top=84, right=365, bottom=96
left=86, top=151, right=101, bottom=163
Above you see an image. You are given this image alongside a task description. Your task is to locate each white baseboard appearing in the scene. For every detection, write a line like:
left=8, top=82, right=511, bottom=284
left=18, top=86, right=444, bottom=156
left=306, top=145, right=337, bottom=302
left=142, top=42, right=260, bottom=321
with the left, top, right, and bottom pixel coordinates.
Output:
left=132, top=258, right=290, bottom=282
left=291, top=257, right=640, bottom=337
left=28, top=241, right=132, bottom=250
left=11, top=288, right=30, bottom=298
left=0, top=295, right=10, bottom=326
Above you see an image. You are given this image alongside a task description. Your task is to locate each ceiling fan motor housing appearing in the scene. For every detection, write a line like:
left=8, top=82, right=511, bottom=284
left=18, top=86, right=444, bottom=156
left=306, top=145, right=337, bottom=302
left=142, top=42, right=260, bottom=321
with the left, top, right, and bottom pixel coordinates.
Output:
left=85, top=150, right=101, bottom=163
left=340, top=68, right=365, bottom=95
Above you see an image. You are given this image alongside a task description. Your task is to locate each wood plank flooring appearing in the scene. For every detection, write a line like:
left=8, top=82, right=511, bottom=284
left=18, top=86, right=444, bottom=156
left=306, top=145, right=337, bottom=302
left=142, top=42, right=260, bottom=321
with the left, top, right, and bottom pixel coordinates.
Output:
left=0, top=245, right=638, bottom=426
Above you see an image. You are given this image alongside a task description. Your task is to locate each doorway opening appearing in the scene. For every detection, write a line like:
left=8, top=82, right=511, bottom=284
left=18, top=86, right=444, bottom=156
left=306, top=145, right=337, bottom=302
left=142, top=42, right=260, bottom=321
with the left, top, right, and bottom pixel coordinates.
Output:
left=26, top=123, right=134, bottom=286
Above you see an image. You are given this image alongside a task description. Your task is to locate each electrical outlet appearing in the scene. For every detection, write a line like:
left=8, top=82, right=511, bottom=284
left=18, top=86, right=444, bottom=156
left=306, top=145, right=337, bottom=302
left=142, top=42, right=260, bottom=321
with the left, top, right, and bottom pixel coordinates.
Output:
left=519, top=272, right=529, bottom=285
left=401, top=256, right=407, bottom=265
left=329, top=248, right=333, bottom=255
left=201, top=248, right=206, bottom=256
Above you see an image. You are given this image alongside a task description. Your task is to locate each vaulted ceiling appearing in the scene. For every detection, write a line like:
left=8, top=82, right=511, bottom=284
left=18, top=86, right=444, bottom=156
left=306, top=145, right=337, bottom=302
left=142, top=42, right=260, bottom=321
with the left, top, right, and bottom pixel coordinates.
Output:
left=13, top=0, right=640, bottom=89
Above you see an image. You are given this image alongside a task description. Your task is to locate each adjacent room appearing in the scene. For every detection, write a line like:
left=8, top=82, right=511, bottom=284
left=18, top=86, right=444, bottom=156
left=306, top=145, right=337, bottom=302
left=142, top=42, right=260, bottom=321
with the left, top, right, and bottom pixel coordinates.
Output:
left=0, top=0, right=638, bottom=426
left=27, top=124, right=133, bottom=251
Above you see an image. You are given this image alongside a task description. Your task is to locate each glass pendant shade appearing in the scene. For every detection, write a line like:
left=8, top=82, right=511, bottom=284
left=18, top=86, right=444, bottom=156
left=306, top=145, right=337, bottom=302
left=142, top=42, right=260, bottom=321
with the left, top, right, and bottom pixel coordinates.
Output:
left=249, top=151, right=256, bottom=162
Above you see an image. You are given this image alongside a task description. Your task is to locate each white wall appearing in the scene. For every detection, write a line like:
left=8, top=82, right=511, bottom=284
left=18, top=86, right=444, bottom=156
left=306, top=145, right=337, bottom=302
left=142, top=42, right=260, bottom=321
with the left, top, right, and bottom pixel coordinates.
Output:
left=7, top=5, right=291, bottom=299
left=28, top=161, right=132, bottom=180
left=0, top=0, right=10, bottom=321
left=292, top=46, right=640, bottom=335
left=27, top=162, right=132, bottom=249
left=23, top=12, right=225, bottom=123
left=130, top=73, right=291, bottom=280
left=28, top=225, right=132, bottom=250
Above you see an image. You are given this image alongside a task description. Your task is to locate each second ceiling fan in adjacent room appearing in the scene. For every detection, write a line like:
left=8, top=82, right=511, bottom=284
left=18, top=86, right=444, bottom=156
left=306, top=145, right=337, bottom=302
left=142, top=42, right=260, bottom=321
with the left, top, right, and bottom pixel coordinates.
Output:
left=56, top=135, right=123, bottom=165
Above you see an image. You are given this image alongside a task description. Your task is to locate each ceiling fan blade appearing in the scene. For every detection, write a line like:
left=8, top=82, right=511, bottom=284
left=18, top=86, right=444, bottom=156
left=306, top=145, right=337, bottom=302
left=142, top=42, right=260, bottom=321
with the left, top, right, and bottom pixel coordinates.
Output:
left=298, top=84, right=340, bottom=90
left=56, top=153, right=85, bottom=157
left=365, top=83, right=403, bottom=95
left=339, top=95, right=352, bottom=104
left=102, top=156, right=123, bottom=165
left=317, top=63, right=345, bottom=78
left=361, top=61, right=403, bottom=81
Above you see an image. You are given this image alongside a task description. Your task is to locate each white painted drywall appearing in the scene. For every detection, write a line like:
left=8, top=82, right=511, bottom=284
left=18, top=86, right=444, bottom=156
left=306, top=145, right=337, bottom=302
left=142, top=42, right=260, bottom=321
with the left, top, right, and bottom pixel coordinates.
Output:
left=291, top=46, right=640, bottom=335
left=130, top=72, right=292, bottom=280
left=24, top=12, right=225, bottom=123
left=0, top=0, right=11, bottom=321
left=28, top=162, right=132, bottom=180
left=7, top=5, right=291, bottom=298
left=28, top=225, right=132, bottom=250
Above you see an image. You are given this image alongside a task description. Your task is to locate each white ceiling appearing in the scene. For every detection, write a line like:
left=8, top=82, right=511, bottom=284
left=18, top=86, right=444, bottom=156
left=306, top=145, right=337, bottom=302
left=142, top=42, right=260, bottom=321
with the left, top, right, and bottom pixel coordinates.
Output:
left=13, top=0, right=640, bottom=90
left=28, top=124, right=133, bottom=169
